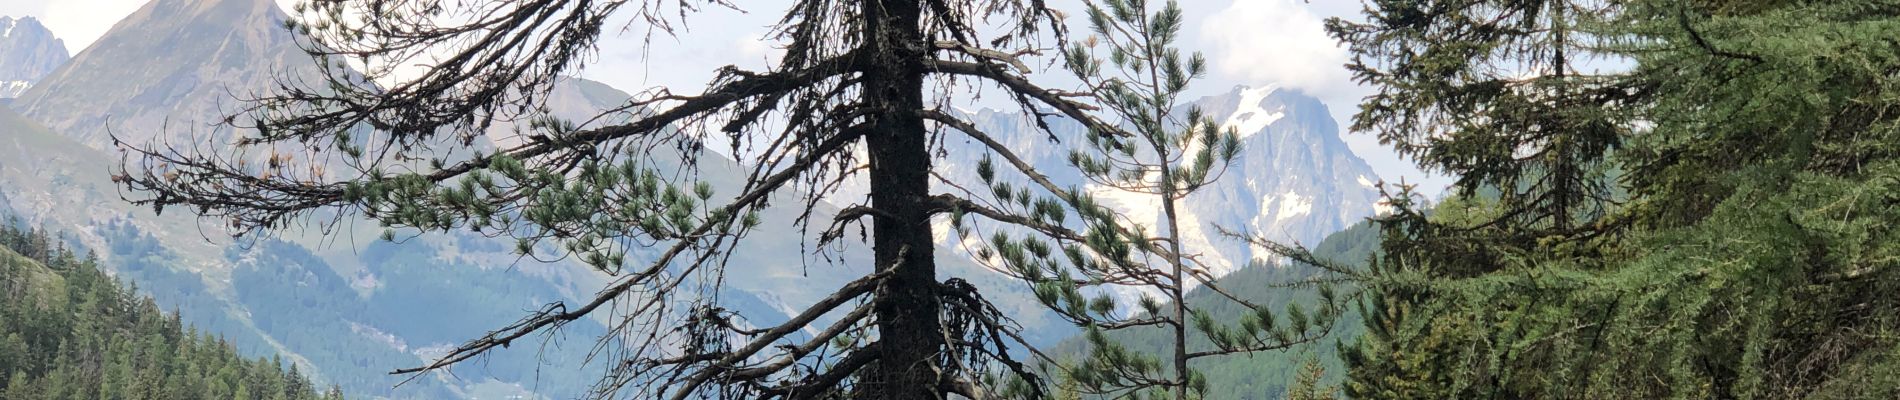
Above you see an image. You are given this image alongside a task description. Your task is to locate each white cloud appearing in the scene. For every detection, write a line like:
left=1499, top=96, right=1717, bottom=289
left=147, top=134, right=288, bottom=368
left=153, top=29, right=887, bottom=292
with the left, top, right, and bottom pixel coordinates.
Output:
left=734, top=31, right=784, bottom=69
left=1197, top=0, right=1349, bottom=97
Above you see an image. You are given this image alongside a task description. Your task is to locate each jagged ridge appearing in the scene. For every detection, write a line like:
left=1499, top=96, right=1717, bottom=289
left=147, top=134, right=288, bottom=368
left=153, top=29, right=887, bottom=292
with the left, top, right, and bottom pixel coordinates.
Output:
left=0, top=16, right=69, bottom=98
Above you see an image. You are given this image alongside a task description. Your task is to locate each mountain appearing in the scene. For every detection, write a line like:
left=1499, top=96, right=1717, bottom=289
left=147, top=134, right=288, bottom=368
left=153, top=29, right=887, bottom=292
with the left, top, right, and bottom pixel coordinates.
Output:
left=0, top=0, right=1063, bottom=397
left=937, top=85, right=1383, bottom=295
left=14, top=0, right=306, bottom=149
left=0, top=222, right=344, bottom=400
left=948, top=86, right=1388, bottom=398
left=0, top=0, right=616, bottom=397
left=0, top=0, right=1386, bottom=398
left=0, top=16, right=68, bottom=99
left=1169, top=86, right=1383, bottom=273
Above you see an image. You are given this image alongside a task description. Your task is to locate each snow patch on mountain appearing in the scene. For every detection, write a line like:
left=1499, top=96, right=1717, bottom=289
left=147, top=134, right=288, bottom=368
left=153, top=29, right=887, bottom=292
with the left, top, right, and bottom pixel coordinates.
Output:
left=1223, top=85, right=1284, bottom=139
left=348, top=321, right=409, bottom=352
left=1088, top=184, right=1163, bottom=230
left=0, top=80, right=28, bottom=97
left=1273, top=190, right=1313, bottom=222
left=933, top=86, right=1383, bottom=281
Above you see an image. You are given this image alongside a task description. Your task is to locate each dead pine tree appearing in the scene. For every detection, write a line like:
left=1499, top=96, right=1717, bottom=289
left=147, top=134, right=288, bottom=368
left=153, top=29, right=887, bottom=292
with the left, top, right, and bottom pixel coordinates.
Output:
left=99, top=0, right=1276, bottom=399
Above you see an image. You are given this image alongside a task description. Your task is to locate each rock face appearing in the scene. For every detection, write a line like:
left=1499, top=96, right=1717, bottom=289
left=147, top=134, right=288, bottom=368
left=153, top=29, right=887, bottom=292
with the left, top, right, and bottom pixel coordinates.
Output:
left=0, top=16, right=69, bottom=98
left=1169, top=86, right=1384, bottom=274
left=14, top=0, right=308, bottom=149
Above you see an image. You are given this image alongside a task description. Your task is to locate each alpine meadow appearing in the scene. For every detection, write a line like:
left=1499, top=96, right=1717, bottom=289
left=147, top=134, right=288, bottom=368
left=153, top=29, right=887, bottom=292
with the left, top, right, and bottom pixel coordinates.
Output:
left=0, top=0, right=1893, bottom=399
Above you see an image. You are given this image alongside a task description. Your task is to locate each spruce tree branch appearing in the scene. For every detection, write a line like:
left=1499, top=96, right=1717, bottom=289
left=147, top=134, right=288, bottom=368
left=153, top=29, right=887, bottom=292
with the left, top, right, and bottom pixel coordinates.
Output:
left=918, top=109, right=1071, bottom=200
left=920, top=109, right=1182, bottom=258
left=1214, top=224, right=1368, bottom=281
left=924, top=193, right=1173, bottom=292
left=120, top=51, right=868, bottom=234
left=927, top=193, right=1081, bottom=240
left=725, top=303, right=873, bottom=380
left=1674, top=9, right=1763, bottom=64
left=390, top=123, right=868, bottom=379
left=1184, top=272, right=1269, bottom=312
left=936, top=291, right=1073, bottom=386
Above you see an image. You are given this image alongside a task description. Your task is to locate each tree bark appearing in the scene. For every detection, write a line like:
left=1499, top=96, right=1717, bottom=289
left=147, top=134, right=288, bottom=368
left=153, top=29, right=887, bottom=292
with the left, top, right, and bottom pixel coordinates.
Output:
left=860, top=0, right=941, bottom=398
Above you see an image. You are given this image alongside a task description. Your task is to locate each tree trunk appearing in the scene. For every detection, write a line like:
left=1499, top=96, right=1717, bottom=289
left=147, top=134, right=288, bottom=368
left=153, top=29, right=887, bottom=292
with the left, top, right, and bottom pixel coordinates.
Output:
left=860, top=0, right=941, bottom=398
left=1161, top=158, right=1190, bottom=399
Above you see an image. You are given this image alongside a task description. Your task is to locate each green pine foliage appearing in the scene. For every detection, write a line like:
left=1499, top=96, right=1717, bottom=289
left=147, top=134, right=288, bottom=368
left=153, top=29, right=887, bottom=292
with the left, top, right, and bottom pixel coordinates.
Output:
left=0, top=217, right=341, bottom=400
left=1285, top=356, right=1338, bottom=400
left=979, top=0, right=1353, bottom=398
left=1328, top=0, right=1900, bottom=398
left=1045, top=221, right=1380, bottom=400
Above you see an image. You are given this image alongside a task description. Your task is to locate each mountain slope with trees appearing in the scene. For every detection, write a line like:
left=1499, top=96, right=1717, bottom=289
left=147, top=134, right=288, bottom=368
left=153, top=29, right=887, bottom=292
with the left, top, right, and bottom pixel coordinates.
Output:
left=0, top=218, right=342, bottom=400
left=103, top=0, right=1357, bottom=398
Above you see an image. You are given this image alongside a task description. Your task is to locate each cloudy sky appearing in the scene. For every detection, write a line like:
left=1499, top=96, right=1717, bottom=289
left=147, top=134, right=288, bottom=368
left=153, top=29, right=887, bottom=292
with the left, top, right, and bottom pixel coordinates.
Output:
left=0, top=0, right=1448, bottom=194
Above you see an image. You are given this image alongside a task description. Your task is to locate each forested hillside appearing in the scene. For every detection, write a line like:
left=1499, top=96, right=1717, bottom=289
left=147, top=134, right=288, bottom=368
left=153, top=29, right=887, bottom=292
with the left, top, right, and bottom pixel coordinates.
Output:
left=0, top=217, right=341, bottom=399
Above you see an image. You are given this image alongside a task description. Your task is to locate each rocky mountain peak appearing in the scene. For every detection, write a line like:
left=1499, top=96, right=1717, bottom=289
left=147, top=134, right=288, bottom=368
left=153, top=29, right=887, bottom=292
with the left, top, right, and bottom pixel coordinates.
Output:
left=1181, top=85, right=1380, bottom=272
left=1098, top=85, right=1380, bottom=276
left=14, top=0, right=308, bottom=149
left=0, top=16, right=70, bottom=98
left=927, top=85, right=1382, bottom=278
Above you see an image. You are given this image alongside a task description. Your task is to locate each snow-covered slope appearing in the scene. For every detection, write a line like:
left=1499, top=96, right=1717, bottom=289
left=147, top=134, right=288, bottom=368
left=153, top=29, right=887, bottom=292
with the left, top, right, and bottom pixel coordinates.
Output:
left=0, top=16, right=69, bottom=98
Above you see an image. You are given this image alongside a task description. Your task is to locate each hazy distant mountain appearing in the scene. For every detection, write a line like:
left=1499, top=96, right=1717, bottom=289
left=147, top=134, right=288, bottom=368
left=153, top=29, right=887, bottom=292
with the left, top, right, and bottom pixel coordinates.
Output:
left=0, top=16, right=68, bottom=98
left=14, top=0, right=307, bottom=149
left=0, top=0, right=615, bottom=397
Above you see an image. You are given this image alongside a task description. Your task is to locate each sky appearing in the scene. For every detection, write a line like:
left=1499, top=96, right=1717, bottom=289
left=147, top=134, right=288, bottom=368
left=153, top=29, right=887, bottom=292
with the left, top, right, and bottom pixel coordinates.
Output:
left=0, top=0, right=1450, bottom=195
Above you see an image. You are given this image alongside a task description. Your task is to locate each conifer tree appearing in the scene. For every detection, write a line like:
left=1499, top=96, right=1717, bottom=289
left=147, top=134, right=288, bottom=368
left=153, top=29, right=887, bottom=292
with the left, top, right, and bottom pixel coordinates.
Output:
left=103, top=0, right=1280, bottom=398
left=1328, top=0, right=1900, bottom=398
left=1284, top=357, right=1334, bottom=400
left=964, top=1, right=1347, bottom=398
left=5, top=370, right=31, bottom=399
